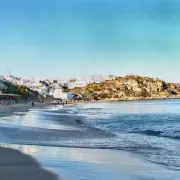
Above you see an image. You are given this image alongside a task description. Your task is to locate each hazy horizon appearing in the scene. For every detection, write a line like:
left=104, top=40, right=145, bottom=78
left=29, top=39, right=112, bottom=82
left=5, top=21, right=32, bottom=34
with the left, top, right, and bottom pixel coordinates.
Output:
left=0, top=0, right=180, bottom=83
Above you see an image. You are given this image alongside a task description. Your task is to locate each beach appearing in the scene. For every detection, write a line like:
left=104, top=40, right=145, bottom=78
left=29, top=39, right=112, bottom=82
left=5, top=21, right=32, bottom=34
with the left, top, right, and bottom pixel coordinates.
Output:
left=0, top=146, right=59, bottom=180
left=1, top=0, right=180, bottom=179
left=0, top=103, right=60, bottom=180
left=0, top=100, right=180, bottom=179
left=0, top=103, right=47, bottom=118
left=1, top=144, right=180, bottom=180
left=0, top=103, right=115, bottom=180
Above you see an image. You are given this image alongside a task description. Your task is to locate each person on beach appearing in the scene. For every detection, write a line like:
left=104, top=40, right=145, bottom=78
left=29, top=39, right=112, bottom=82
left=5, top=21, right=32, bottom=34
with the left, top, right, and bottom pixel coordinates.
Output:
left=32, top=101, right=35, bottom=107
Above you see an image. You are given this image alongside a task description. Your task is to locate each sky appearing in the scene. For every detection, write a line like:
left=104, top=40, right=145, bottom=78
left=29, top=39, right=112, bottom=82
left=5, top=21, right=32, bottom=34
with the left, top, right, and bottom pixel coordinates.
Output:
left=0, top=0, right=180, bottom=82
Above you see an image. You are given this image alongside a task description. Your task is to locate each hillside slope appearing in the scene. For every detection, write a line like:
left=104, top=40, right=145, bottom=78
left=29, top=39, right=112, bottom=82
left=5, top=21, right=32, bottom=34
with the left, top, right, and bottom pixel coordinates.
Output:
left=71, top=75, right=180, bottom=101
left=0, top=79, right=39, bottom=100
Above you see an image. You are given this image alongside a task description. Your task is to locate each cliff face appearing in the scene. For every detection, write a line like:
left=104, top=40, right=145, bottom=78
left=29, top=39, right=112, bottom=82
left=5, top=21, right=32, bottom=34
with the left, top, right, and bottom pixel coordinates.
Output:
left=71, top=75, right=180, bottom=101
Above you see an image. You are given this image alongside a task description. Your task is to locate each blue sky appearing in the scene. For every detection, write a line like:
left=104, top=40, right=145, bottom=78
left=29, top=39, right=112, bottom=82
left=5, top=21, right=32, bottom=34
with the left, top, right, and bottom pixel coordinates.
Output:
left=0, top=0, right=180, bottom=82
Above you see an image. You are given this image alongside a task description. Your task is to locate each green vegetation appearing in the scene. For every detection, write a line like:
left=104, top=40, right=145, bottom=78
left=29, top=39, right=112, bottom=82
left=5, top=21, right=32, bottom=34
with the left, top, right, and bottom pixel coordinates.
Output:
left=3, top=81, right=18, bottom=94
left=0, top=80, right=38, bottom=99
left=86, top=83, right=100, bottom=91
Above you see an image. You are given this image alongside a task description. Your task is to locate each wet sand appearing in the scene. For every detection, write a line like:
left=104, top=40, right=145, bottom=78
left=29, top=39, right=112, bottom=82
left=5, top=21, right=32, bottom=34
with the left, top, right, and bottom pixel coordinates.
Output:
left=0, top=103, right=47, bottom=118
left=0, top=146, right=60, bottom=180
left=0, top=103, right=61, bottom=180
left=0, top=108, right=115, bottom=146
left=1, top=103, right=180, bottom=180
left=1, top=144, right=180, bottom=180
left=0, top=103, right=115, bottom=180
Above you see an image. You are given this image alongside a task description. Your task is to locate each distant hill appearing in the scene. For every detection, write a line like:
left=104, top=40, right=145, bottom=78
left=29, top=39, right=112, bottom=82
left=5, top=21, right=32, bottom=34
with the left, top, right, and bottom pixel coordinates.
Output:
left=0, top=79, right=40, bottom=100
left=71, top=75, right=180, bottom=101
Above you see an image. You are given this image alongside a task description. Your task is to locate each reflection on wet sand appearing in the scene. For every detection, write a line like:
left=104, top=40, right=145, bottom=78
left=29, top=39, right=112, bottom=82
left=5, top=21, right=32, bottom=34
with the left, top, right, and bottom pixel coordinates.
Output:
left=2, top=144, right=180, bottom=180
left=0, top=146, right=60, bottom=180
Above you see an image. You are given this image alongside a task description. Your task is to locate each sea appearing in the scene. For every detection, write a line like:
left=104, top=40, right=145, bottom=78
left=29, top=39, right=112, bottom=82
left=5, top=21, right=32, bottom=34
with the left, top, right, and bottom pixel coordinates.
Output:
left=0, top=99, right=180, bottom=180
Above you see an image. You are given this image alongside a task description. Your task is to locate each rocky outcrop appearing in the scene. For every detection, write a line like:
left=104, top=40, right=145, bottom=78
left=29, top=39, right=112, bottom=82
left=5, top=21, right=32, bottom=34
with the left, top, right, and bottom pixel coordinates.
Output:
left=71, top=75, right=180, bottom=101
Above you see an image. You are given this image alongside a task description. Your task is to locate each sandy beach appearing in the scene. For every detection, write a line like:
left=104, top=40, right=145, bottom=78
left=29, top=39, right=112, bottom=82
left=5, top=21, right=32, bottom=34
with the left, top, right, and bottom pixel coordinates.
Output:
left=0, top=103, right=61, bottom=180
left=0, top=103, right=115, bottom=180
left=0, top=146, right=59, bottom=180
left=0, top=103, right=48, bottom=118
left=0, top=101, right=180, bottom=180
left=0, top=104, right=115, bottom=144
left=1, top=144, right=180, bottom=180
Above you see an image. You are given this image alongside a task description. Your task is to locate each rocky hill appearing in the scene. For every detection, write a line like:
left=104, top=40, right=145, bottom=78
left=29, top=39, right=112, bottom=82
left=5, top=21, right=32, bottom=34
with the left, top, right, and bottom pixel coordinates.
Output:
left=71, top=75, right=180, bottom=101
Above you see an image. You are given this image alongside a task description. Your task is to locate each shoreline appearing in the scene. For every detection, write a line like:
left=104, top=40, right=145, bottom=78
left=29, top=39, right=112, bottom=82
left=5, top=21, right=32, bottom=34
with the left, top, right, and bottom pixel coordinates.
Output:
left=1, top=143, right=180, bottom=180
left=0, top=103, right=116, bottom=143
left=0, top=103, right=48, bottom=118
left=0, top=100, right=180, bottom=179
left=0, top=146, right=59, bottom=180
left=65, top=97, right=180, bottom=106
left=102, top=98, right=180, bottom=104
left=0, top=96, right=179, bottom=118
left=99, top=96, right=180, bottom=102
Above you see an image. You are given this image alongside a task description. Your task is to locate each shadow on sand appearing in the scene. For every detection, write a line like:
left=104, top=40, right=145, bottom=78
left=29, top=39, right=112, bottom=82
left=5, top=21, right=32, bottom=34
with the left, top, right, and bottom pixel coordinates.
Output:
left=0, top=147, right=60, bottom=180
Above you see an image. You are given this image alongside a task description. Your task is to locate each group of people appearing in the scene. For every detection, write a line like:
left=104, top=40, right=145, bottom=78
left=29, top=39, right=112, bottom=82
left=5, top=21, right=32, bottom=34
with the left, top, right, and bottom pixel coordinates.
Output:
left=53, top=100, right=68, bottom=108
left=31, top=100, right=68, bottom=107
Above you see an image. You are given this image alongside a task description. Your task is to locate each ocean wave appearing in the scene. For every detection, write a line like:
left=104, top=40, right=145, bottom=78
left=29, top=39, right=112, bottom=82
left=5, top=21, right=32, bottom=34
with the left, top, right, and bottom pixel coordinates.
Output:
left=88, top=117, right=180, bottom=140
left=129, top=130, right=180, bottom=139
left=29, top=111, right=89, bottom=117
left=129, top=130, right=162, bottom=136
left=2, top=100, right=180, bottom=171
left=161, top=131, right=180, bottom=139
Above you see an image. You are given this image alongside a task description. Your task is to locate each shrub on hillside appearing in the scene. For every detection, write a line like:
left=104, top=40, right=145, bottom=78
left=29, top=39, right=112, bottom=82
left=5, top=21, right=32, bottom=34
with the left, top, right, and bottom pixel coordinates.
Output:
left=100, top=93, right=109, bottom=99
left=141, top=88, right=150, bottom=98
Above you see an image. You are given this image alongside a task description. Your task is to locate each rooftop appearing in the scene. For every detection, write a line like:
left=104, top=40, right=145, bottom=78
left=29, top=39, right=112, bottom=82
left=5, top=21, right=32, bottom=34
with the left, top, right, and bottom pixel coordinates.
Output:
left=0, top=94, right=21, bottom=97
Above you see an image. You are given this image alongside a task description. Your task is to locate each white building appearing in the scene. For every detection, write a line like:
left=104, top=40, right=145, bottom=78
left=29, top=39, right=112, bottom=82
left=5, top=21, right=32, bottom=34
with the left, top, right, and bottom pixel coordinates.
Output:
left=49, top=88, right=54, bottom=96
left=51, top=88, right=67, bottom=100
left=37, top=86, right=49, bottom=96
left=67, top=75, right=116, bottom=89
left=16, top=78, right=28, bottom=86
left=68, top=80, right=88, bottom=89
left=3, top=74, right=14, bottom=82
